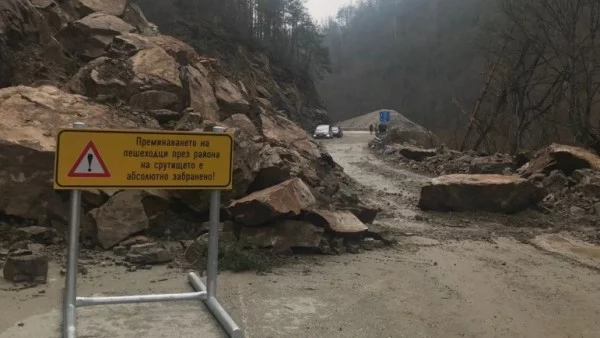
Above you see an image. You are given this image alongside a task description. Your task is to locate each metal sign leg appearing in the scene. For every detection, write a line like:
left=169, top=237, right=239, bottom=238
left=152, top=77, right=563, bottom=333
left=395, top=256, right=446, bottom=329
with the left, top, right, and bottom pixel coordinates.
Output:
left=188, top=126, right=243, bottom=338
left=63, top=122, right=85, bottom=338
left=206, top=190, right=220, bottom=298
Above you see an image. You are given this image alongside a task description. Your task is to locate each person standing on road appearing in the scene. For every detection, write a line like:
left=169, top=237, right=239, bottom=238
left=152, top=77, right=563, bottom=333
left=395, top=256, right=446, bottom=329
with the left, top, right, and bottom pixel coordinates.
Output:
left=369, top=124, right=374, bottom=134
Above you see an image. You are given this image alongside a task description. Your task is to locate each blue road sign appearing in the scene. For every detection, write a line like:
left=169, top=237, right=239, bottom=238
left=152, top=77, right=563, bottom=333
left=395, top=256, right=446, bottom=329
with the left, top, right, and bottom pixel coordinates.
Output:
left=379, top=110, right=391, bottom=123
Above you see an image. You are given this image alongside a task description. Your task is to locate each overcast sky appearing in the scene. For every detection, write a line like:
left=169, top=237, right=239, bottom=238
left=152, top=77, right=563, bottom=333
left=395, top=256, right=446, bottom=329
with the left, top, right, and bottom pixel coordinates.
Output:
left=306, top=0, right=353, bottom=21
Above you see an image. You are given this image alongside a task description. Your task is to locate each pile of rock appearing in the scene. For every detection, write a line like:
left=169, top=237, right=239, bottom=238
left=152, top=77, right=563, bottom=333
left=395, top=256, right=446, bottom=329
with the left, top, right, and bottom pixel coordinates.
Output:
left=415, top=143, right=600, bottom=217
left=184, top=178, right=382, bottom=264
left=372, top=137, right=600, bottom=218
left=522, top=145, right=600, bottom=219
left=0, top=0, right=382, bottom=278
left=372, top=141, right=516, bottom=176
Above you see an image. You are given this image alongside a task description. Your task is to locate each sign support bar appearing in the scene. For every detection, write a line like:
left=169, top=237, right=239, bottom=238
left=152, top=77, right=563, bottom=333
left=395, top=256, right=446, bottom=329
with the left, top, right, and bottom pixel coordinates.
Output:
left=60, top=124, right=243, bottom=338
left=63, top=122, right=85, bottom=338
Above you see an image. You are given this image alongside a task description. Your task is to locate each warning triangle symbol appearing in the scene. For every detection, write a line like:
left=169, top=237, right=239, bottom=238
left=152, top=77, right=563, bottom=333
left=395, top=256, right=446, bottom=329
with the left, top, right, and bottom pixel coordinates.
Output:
left=68, top=141, right=111, bottom=178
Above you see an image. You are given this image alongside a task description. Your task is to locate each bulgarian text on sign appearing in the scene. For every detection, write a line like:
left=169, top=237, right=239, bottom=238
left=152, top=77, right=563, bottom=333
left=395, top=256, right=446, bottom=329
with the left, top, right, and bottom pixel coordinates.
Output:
left=54, top=129, right=234, bottom=190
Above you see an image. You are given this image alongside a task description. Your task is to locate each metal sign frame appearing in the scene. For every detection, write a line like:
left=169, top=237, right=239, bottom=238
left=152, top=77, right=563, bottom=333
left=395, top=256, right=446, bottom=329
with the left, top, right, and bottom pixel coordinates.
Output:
left=61, top=122, right=243, bottom=338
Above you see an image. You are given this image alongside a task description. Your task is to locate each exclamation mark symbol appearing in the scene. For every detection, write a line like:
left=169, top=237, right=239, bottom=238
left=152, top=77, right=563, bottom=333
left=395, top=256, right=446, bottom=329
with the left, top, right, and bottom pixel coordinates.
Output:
left=87, top=154, right=94, bottom=172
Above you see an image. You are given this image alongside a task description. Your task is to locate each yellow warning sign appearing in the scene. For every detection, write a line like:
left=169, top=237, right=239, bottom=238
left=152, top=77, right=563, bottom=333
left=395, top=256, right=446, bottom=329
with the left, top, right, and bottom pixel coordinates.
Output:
left=54, top=129, right=234, bottom=190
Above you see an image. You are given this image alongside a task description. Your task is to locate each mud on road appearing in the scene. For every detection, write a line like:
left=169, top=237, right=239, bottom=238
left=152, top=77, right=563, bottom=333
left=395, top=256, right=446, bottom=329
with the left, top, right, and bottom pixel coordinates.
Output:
left=1, top=132, right=600, bottom=338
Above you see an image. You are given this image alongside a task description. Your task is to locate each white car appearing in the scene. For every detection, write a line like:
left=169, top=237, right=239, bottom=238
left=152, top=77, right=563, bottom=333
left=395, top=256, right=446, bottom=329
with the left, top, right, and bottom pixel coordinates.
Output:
left=313, top=125, right=332, bottom=139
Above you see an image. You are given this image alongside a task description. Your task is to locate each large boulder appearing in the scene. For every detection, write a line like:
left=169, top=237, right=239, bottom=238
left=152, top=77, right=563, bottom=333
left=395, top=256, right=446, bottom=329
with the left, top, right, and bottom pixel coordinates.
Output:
left=521, top=143, right=600, bottom=177
left=59, top=12, right=135, bottom=59
left=186, top=64, right=219, bottom=121
left=307, top=210, right=368, bottom=234
left=31, top=0, right=73, bottom=34
left=75, top=0, right=128, bottom=17
left=214, top=75, right=250, bottom=117
left=228, top=178, right=317, bottom=226
left=146, top=34, right=200, bottom=65
left=223, top=114, right=259, bottom=137
left=129, top=46, right=182, bottom=93
left=66, top=35, right=185, bottom=106
left=0, top=0, right=54, bottom=87
left=393, top=145, right=437, bottom=162
left=228, top=130, right=261, bottom=198
left=249, top=144, right=320, bottom=192
left=129, top=90, right=180, bottom=112
left=469, top=154, right=514, bottom=174
left=107, top=33, right=154, bottom=57
left=85, top=190, right=149, bottom=249
left=238, top=220, right=324, bottom=251
left=121, top=2, right=158, bottom=36
left=260, top=113, right=320, bottom=158
left=418, top=174, right=547, bottom=213
left=63, top=56, right=132, bottom=99
left=0, top=85, right=136, bottom=222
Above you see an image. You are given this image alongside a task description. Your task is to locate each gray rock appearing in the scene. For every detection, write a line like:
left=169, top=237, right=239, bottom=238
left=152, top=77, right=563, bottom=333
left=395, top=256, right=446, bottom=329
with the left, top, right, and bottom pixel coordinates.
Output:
left=419, top=174, right=547, bottom=214
left=112, top=246, right=127, bottom=256
left=13, top=226, right=55, bottom=245
left=125, top=243, right=172, bottom=265
left=3, top=255, right=48, bottom=283
left=238, top=220, right=324, bottom=252
left=86, top=191, right=149, bottom=249
left=570, top=206, right=587, bottom=217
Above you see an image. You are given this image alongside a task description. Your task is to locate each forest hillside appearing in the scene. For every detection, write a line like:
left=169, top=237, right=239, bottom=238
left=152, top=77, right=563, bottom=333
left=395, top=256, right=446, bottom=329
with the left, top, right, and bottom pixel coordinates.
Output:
left=320, top=0, right=600, bottom=154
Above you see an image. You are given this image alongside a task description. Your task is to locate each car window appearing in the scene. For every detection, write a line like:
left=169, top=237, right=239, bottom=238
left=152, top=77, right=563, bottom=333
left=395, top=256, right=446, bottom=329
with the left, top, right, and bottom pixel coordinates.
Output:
left=316, top=125, right=329, bottom=132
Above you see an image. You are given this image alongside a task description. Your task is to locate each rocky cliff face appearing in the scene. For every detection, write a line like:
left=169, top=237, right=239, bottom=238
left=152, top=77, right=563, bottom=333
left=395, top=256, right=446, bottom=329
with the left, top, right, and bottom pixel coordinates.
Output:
left=133, top=0, right=329, bottom=131
left=0, top=0, right=376, bottom=252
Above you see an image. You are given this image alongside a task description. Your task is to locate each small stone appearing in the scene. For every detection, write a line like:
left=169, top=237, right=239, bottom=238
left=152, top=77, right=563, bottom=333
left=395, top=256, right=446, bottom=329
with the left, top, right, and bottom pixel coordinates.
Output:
left=18, top=323, right=24, bottom=327
left=593, top=203, right=600, bottom=215
left=38, top=290, right=46, bottom=294
left=543, top=194, right=556, bottom=204
left=126, top=243, right=172, bottom=265
left=13, top=226, right=56, bottom=245
left=140, top=265, right=152, bottom=270
left=570, top=206, right=586, bottom=217
left=9, top=241, right=30, bottom=252
left=115, top=261, right=124, bottom=266
left=345, top=241, right=360, bottom=254
left=362, top=238, right=385, bottom=250
left=112, top=246, right=127, bottom=256
left=8, top=249, right=33, bottom=257
left=120, top=236, right=151, bottom=248
left=3, top=255, right=48, bottom=283
left=127, top=265, right=137, bottom=272
left=414, top=215, right=427, bottom=222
